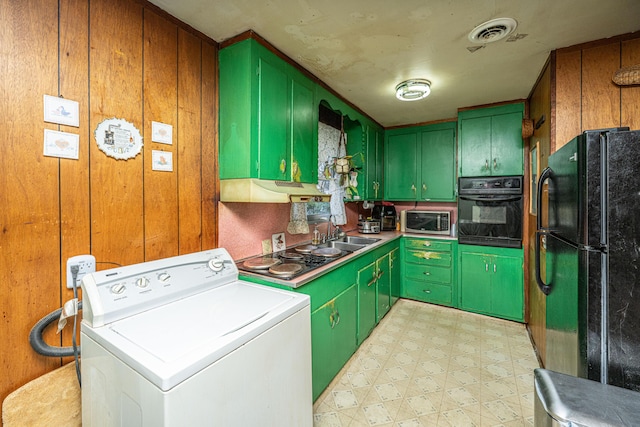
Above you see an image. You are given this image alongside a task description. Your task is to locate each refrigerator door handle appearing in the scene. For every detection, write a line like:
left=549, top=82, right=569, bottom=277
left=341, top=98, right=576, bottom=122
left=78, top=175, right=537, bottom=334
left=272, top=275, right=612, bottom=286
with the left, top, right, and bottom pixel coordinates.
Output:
left=536, top=166, right=554, bottom=230
left=535, top=230, right=552, bottom=295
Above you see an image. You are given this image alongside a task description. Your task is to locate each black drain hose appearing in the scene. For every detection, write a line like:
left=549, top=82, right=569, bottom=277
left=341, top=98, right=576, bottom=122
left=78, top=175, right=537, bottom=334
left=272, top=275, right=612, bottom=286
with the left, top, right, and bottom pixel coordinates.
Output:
left=28, top=300, right=82, bottom=358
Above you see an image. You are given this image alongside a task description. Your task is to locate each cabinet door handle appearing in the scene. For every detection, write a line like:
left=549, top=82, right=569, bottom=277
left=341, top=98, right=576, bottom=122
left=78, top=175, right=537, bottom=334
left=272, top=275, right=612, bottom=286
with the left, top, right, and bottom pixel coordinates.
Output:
left=423, top=289, right=431, bottom=294
left=377, top=270, right=385, bottom=279
left=485, top=159, right=489, bottom=170
left=423, top=271, right=431, bottom=276
left=493, top=158, right=498, bottom=169
left=422, top=183, right=427, bottom=191
left=494, top=264, right=497, bottom=273
left=411, top=183, right=416, bottom=193
left=330, top=310, right=340, bottom=329
left=367, top=276, right=377, bottom=287
left=423, top=241, right=432, bottom=247
left=485, top=263, right=489, bottom=272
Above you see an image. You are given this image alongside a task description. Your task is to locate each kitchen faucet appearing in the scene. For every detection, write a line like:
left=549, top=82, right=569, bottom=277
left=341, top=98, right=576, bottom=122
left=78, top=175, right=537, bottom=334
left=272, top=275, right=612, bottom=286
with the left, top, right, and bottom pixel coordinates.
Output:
left=327, top=215, right=335, bottom=241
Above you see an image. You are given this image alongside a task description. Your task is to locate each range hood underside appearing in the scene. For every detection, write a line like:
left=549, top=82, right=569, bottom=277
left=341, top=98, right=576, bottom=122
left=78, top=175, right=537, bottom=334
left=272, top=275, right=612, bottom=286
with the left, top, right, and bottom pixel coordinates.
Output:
left=220, top=179, right=332, bottom=203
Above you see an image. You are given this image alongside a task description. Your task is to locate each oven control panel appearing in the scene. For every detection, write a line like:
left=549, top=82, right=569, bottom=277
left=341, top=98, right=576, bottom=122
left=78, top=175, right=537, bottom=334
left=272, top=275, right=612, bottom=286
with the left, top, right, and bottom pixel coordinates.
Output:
left=459, top=175, right=523, bottom=194
left=81, top=248, right=239, bottom=327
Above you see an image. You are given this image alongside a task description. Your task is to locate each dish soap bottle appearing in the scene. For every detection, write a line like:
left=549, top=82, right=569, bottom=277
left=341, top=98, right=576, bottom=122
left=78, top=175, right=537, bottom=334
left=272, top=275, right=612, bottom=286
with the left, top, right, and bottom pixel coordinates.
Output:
left=312, top=225, right=320, bottom=245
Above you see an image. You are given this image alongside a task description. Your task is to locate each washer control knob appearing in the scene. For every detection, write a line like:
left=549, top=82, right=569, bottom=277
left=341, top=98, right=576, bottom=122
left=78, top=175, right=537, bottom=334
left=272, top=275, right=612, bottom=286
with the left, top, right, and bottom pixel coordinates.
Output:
left=111, top=283, right=126, bottom=294
left=158, top=272, right=171, bottom=282
left=208, top=259, right=225, bottom=272
left=135, top=277, right=150, bottom=288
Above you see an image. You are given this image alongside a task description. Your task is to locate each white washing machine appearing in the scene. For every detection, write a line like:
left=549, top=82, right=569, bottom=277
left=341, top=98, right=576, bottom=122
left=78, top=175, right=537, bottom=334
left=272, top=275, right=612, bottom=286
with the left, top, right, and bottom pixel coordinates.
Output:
left=80, top=248, right=312, bottom=426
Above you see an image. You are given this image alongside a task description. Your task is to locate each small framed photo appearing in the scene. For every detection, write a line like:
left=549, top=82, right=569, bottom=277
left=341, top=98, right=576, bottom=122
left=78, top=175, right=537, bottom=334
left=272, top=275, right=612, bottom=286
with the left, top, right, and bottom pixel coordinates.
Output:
left=152, top=121, right=173, bottom=145
left=44, top=129, right=80, bottom=159
left=43, top=95, right=79, bottom=127
left=152, top=150, right=173, bottom=172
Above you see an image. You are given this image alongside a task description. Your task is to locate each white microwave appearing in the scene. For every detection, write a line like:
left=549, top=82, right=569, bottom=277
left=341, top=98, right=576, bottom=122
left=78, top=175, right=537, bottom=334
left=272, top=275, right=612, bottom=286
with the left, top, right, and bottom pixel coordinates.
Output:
left=401, top=210, right=451, bottom=235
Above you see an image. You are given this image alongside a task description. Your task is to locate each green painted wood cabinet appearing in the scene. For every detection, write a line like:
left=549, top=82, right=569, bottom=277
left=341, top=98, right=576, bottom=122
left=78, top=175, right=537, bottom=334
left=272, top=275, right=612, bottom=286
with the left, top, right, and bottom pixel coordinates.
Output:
left=458, top=244, right=524, bottom=322
left=401, top=237, right=457, bottom=307
left=458, top=103, right=524, bottom=177
left=345, top=120, right=384, bottom=201
left=389, top=247, right=400, bottom=306
left=384, top=122, right=456, bottom=201
left=355, top=242, right=396, bottom=345
left=219, top=38, right=317, bottom=182
left=311, top=284, right=357, bottom=400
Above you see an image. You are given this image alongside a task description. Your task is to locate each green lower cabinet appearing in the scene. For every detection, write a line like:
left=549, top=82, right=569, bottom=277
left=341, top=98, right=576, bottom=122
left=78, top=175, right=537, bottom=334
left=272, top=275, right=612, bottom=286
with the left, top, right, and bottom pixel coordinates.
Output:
left=401, top=237, right=457, bottom=307
left=357, top=261, right=377, bottom=345
left=458, top=245, right=524, bottom=322
left=389, top=247, right=400, bottom=305
left=311, top=284, right=358, bottom=400
left=376, top=253, right=391, bottom=322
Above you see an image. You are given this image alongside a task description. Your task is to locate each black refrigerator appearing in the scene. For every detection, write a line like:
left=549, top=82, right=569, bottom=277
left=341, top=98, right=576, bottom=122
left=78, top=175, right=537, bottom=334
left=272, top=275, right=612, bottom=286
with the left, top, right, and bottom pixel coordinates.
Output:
left=535, top=128, right=640, bottom=390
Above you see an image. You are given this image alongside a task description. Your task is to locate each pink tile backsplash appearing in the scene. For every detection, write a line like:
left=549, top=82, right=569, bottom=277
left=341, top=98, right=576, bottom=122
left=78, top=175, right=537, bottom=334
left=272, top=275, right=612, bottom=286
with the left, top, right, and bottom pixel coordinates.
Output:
left=218, top=201, right=457, bottom=260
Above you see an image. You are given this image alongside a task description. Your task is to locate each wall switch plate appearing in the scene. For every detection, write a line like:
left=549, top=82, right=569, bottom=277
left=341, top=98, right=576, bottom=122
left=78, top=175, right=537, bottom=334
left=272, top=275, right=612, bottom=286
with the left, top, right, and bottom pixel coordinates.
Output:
left=66, top=254, right=96, bottom=289
left=262, top=239, right=272, bottom=255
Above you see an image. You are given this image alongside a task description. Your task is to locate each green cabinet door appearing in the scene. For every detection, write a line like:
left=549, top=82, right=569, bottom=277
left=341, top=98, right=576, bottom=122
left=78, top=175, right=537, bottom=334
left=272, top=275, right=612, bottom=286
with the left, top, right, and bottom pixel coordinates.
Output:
left=459, top=251, right=493, bottom=313
left=384, top=132, right=418, bottom=200
left=258, top=55, right=289, bottom=180
left=365, top=124, right=384, bottom=200
left=420, top=128, right=456, bottom=201
left=459, top=116, right=492, bottom=177
left=390, top=247, right=400, bottom=306
left=376, top=253, right=391, bottom=322
left=491, top=252, right=525, bottom=320
left=290, top=69, right=317, bottom=183
left=357, top=261, right=377, bottom=344
left=311, top=284, right=357, bottom=400
left=490, top=112, right=524, bottom=176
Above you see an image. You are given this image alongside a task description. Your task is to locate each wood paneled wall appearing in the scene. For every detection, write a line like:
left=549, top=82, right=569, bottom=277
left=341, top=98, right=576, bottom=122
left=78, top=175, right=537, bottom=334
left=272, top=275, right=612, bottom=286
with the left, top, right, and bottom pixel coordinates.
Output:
left=553, top=34, right=640, bottom=151
left=527, top=33, right=640, bottom=365
left=0, top=0, right=218, bottom=407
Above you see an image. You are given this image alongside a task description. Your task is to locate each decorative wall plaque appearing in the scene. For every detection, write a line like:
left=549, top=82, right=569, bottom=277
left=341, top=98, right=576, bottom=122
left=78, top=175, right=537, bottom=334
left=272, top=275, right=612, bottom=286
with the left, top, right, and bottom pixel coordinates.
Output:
left=94, top=118, right=143, bottom=160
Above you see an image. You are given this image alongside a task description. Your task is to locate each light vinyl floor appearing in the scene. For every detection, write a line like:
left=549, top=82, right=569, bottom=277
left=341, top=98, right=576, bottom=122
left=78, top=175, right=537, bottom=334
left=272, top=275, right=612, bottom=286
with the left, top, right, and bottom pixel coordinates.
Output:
left=313, top=299, right=539, bottom=427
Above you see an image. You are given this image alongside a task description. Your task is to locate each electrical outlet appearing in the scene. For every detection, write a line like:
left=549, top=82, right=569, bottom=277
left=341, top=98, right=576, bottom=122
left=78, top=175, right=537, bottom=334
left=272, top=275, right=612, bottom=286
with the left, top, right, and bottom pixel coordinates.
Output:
left=66, top=254, right=96, bottom=289
left=262, top=239, right=272, bottom=255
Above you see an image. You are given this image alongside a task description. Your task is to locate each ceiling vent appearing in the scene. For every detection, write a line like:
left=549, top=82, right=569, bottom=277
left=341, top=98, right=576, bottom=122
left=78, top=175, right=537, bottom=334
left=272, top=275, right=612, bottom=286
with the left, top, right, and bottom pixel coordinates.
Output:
left=468, top=18, right=518, bottom=44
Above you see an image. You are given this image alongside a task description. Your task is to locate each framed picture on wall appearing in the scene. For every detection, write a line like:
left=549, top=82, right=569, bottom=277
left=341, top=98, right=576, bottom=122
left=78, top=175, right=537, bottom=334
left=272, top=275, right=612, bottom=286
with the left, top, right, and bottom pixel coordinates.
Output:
left=530, top=141, right=540, bottom=215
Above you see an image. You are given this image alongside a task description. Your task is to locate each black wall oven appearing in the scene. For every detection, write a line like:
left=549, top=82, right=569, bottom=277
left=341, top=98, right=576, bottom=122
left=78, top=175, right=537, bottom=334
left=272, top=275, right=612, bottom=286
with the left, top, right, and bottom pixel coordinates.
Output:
left=458, top=176, right=523, bottom=248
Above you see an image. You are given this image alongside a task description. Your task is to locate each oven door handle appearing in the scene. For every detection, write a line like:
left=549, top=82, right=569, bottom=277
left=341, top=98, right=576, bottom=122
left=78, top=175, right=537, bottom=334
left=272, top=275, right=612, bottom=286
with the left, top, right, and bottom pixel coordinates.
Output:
left=459, top=195, right=522, bottom=202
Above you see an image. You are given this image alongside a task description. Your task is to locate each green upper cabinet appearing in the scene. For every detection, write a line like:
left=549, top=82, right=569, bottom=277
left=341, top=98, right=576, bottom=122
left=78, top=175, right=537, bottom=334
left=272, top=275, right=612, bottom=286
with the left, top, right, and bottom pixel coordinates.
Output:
left=384, top=122, right=456, bottom=202
left=344, top=119, right=384, bottom=201
left=458, top=103, right=524, bottom=177
left=219, top=38, right=318, bottom=182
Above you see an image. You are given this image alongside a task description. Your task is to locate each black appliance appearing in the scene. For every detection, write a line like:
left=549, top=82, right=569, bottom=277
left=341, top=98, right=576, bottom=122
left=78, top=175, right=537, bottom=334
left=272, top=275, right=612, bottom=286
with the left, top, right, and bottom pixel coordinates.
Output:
left=372, top=205, right=397, bottom=231
left=457, top=175, right=523, bottom=248
left=534, top=128, right=640, bottom=392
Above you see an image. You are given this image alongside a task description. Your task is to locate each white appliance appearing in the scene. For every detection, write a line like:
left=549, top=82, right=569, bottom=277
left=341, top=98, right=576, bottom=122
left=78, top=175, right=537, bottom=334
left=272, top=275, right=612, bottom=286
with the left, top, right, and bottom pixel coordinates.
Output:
left=80, top=248, right=312, bottom=426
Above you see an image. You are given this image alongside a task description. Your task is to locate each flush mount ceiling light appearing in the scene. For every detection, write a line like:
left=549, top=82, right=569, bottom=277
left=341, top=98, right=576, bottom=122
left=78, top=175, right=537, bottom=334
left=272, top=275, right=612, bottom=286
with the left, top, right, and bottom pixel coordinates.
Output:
left=468, top=17, right=518, bottom=44
left=395, top=79, right=431, bottom=101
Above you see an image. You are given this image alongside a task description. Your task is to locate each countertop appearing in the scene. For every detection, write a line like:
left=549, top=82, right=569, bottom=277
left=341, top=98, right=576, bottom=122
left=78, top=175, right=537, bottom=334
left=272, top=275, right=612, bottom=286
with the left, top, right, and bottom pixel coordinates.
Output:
left=237, top=230, right=457, bottom=288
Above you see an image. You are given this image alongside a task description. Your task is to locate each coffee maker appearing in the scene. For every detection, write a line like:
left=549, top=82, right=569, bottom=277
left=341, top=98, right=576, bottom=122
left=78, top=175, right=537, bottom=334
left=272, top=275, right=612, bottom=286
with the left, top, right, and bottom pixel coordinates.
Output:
left=372, top=204, right=397, bottom=231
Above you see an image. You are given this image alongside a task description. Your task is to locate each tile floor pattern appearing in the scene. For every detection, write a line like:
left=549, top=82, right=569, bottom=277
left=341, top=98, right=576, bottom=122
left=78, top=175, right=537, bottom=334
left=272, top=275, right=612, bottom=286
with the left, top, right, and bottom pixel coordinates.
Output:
left=313, top=299, right=540, bottom=427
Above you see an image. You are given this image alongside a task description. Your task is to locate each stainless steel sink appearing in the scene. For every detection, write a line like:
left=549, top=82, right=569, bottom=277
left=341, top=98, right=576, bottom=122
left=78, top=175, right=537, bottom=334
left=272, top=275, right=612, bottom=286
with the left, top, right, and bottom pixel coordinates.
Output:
left=324, top=241, right=365, bottom=252
left=339, top=236, right=381, bottom=245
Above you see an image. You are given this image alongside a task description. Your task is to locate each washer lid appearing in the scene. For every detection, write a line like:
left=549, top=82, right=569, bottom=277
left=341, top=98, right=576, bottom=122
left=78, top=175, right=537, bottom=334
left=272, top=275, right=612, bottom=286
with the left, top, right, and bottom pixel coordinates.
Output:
left=83, top=281, right=309, bottom=390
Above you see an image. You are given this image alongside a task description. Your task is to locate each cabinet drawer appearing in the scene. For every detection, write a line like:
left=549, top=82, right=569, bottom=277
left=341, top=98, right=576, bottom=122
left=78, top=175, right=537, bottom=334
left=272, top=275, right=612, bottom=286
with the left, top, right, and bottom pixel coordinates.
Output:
left=402, top=279, right=452, bottom=305
left=405, top=263, right=451, bottom=285
left=405, top=249, right=451, bottom=267
left=404, top=238, right=452, bottom=252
